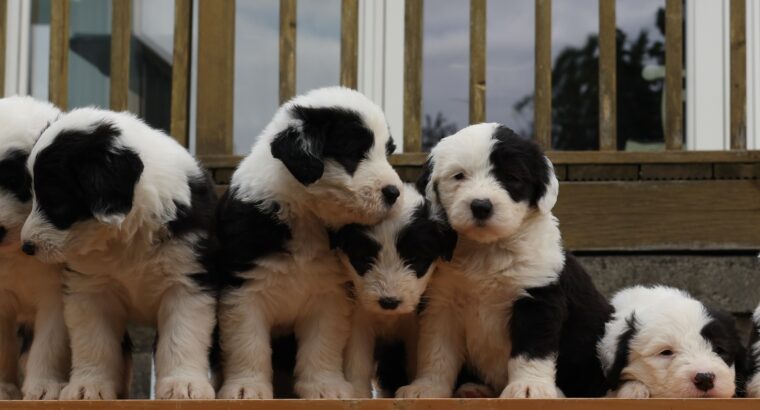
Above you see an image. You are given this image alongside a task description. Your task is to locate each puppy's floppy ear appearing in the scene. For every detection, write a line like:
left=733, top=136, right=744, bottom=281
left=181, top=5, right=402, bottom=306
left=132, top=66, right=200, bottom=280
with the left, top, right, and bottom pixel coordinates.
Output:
left=271, top=125, right=325, bottom=186
left=538, top=156, right=559, bottom=214
left=415, top=158, right=433, bottom=196
left=329, top=223, right=369, bottom=251
left=434, top=218, right=457, bottom=261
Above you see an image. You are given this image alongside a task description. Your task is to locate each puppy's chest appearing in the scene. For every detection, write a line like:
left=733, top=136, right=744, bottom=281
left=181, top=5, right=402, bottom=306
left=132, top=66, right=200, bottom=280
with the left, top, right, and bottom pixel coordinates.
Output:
left=372, top=313, right=417, bottom=343
left=0, top=254, right=62, bottom=315
left=280, top=217, right=338, bottom=273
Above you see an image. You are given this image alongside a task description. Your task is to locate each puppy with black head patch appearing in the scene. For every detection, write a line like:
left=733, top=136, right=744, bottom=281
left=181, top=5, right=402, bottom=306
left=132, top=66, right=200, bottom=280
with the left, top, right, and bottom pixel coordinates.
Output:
left=216, top=87, right=402, bottom=399
left=599, top=286, right=747, bottom=398
left=398, top=123, right=612, bottom=398
left=330, top=184, right=456, bottom=397
left=21, top=108, right=218, bottom=400
left=0, top=96, right=69, bottom=400
left=744, top=303, right=760, bottom=397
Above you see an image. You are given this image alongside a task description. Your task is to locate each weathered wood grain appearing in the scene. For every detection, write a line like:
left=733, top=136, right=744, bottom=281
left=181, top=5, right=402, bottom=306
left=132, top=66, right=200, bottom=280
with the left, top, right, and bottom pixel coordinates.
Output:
left=404, top=0, right=423, bottom=152
left=730, top=0, right=747, bottom=150
left=534, top=0, right=552, bottom=150
left=171, top=0, right=193, bottom=146
left=279, top=0, right=297, bottom=104
left=665, top=0, right=683, bottom=150
left=469, top=0, right=486, bottom=124
left=598, top=0, right=616, bottom=151
left=340, top=0, right=358, bottom=89
left=110, top=0, right=131, bottom=112
left=49, top=0, right=71, bottom=109
left=639, top=164, right=713, bottom=180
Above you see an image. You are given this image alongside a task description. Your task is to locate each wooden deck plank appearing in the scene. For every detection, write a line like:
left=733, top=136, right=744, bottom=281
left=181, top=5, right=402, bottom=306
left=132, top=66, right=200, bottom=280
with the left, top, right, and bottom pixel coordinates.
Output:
left=171, top=0, right=193, bottom=146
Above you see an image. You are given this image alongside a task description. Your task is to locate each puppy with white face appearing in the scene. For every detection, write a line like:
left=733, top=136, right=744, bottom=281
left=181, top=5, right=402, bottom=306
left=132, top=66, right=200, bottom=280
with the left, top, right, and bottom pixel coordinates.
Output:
left=216, top=87, right=402, bottom=399
left=398, top=123, right=612, bottom=399
left=330, top=184, right=456, bottom=397
left=599, top=286, right=747, bottom=398
left=21, top=108, right=218, bottom=400
left=0, top=96, right=69, bottom=400
left=744, top=304, right=759, bottom=397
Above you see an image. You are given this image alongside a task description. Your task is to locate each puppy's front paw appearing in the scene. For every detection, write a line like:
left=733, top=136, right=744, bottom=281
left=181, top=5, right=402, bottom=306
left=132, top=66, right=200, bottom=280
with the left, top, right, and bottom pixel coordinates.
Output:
left=396, top=381, right=452, bottom=398
left=60, top=381, right=118, bottom=400
left=454, top=382, right=496, bottom=398
left=156, top=376, right=215, bottom=399
left=217, top=379, right=273, bottom=399
left=500, top=381, right=560, bottom=398
left=22, top=379, right=66, bottom=400
left=0, top=382, right=21, bottom=400
left=295, top=376, right=353, bottom=399
left=350, top=383, right=373, bottom=399
left=614, top=381, right=650, bottom=399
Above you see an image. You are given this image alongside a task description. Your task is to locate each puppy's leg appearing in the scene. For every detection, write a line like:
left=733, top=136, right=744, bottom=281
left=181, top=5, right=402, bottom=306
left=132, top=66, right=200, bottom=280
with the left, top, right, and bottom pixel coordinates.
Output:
left=614, top=380, right=650, bottom=398
left=344, top=310, right=375, bottom=398
left=293, top=291, right=353, bottom=399
left=60, top=290, right=127, bottom=400
left=22, top=298, right=70, bottom=400
left=0, top=296, right=20, bottom=400
left=217, top=289, right=274, bottom=399
left=154, top=285, right=215, bottom=400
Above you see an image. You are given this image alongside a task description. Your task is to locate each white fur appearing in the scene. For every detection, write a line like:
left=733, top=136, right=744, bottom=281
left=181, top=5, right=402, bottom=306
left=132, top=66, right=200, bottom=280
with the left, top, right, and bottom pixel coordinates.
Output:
left=747, top=304, right=760, bottom=397
left=0, top=96, right=69, bottom=400
left=21, top=108, right=216, bottom=400
left=398, top=123, right=564, bottom=398
left=599, top=286, right=737, bottom=398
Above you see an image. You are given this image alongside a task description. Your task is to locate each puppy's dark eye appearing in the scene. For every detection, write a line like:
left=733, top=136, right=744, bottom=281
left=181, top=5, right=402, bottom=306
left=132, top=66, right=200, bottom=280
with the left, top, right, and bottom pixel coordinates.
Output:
left=660, top=349, right=674, bottom=357
left=453, top=172, right=465, bottom=180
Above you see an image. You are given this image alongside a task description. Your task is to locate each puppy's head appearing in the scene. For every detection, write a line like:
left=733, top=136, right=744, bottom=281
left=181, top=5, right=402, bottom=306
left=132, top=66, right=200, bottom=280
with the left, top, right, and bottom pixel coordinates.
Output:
left=21, top=108, right=144, bottom=263
left=600, top=286, right=745, bottom=398
left=268, top=87, right=402, bottom=227
left=331, top=185, right=456, bottom=315
left=417, top=123, right=558, bottom=243
left=0, top=97, right=60, bottom=253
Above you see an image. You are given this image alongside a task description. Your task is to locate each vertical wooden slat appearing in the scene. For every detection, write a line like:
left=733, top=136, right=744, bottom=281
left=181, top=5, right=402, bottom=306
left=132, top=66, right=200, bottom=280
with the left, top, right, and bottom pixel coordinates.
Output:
left=49, top=0, right=70, bottom=110
left=171, top=0, right=193, bottom=146
left=665, top=0, right=684, bottom=150
left=598, top=0, right=617, bottom=151
left=196, top=0, right=235, bottom=155
left=0, top=0, right=6, bottom=97
left=730, top=0, right=746, bottom=150
left=534, top=0, right=552, bottom=150
left=404, top=0, right=423, bottom=152
left=110, top=0, right=131, bottom=112
left=469, top=0, right=486, bottom=124
left=340, top=0, right=358, bottom=89
left=279, top=0, right=297, bottom=104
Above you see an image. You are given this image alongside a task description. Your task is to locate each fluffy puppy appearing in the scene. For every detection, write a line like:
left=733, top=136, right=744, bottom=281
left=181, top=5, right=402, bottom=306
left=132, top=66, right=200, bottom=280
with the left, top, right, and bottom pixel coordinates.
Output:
left=330, top=184, right=456, bottom=397
left=599, top=286, right=747, bottom=398
left=0, top=96, right=69, bottom=400
left=397, top=123, right=612, bottom=399
left=744, top=304, right=759, bottom=397
left=216, top=87, right=402, bottom=399
left=20, top=108, right=218, bottom=400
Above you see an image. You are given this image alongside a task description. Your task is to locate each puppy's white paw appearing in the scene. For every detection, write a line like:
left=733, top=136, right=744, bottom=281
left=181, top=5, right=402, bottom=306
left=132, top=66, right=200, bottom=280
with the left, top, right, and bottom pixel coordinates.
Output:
left=500, top=381, right=560, bottom=399
left=156, top=376, right=215, bottom=400
left=614, top=381, right=650, bottom=399
left=22, top=379, right=66, bottom=400
left=295, top=376, right=353, bottom=399
left=217, top=379, right=273, bottom=399
left=454, top=382, right=496, bottom=398
left=0, top=382, right=21, bottom=400
left=350, top=383, right=373, bottom=399
left=395, top=381, right=452, bottom=398
left=747, top=376, right=760, bottom=398
left=60, top=381, right=118, bottom=400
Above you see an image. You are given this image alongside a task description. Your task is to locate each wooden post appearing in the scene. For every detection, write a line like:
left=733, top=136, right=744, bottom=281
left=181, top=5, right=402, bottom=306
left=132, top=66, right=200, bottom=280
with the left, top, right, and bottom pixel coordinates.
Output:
left=404, top=0, right=423, bottom=152
left=469, top=0, right=486, bottom=124
left=49, top=0, right=70, bottom=110
left=110, top=0, right=131, bottom=112
left=598, top=0, right=616, bottom=151
left=730, top=0, right=746, bottom=150
left=534, top=0, right=552, bottom=150
left=171, top=0, right=193, bottom=146
left=196, top=0, right=235, bottom=155
left=340, top=0, right=358, bottom=89
left=0, top=0, right=6, bottom=96
left=665, top=0, right=684, bottom=150
left=280, top=0, right=297, bottom=104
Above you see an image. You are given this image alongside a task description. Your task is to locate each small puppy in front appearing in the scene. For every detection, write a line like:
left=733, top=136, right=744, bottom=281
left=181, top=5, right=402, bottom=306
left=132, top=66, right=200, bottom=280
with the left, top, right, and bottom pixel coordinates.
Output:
left=598, top=286, right=747, bottom=398
left=216, top=87, right=402, bottom=399
left=0, top=96, right=69, bottom=400
left=21, top=108, right=218, bottom=400
left=330, top=184, right=456, bottom=397
left=744, top=303, right=759, bottom=397
left=398, top=123, right=612, bottom=398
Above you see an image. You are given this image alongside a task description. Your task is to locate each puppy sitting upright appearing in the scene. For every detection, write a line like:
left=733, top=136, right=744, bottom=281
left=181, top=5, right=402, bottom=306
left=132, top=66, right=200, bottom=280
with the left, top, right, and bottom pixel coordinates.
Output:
left=330, top=184, right=456, bottom=397
left=598, top=286, right=747, bottom=398
left=21, top=108, right=218, bottom=400
left=0, top=96, right=69, bottom=400
left=217, top=87, right=402, bottom=399
left=398, top=123, right=612, bottom=398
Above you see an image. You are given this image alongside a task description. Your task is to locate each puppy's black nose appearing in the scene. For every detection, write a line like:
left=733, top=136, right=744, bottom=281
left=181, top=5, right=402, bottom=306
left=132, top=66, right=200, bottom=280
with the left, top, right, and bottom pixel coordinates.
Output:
left=693, top=372, right=715, bottom=392
left=0, top=226, right=6, bottom=243
left=21, top=241, right=36, bottom=256
left=378, top=297, right=401, bottom=310
left=470, top=199, right=493, bottom=220
left=382, top=185, right=400, bottom=206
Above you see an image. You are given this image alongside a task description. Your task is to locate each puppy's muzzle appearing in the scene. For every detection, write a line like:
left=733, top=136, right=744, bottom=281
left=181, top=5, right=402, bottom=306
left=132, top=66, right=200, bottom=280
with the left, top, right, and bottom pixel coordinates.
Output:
left=470, top=198, right=494, bottom=221
left=693, top=372, right=715, bottom=392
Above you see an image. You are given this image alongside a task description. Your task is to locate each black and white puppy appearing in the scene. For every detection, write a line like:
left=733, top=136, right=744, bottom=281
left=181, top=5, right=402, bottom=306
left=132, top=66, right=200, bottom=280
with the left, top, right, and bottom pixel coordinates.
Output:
left=0, top=96, right=69, bottom=400
left=20, top=108, right=218, bottom=400
left=330, top=184, right=456, bottom=397
left=216, top=87, right=402, bottom=399
left=598, top=286, right=747, bottom=398
left=744, top=303, right=759, bottom=397
left=398, top=123, right=612, bottom=398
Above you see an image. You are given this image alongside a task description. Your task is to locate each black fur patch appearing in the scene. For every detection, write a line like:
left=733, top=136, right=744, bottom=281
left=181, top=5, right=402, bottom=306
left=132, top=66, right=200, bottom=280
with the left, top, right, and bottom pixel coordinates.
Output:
left=386, top=137, right=397, bottom=156
left=749, top=318, right=760, bottom=383
left=607, top=314, right=638, bottom=390
left=415, top=158, right=433, bottom=195
left=396, top=200, right=457, bottom=277
left=33, top=122, right=144, bottom=230
left=375, top=340, right=409, bottom=396
left=702, top=306, right=748, bottom=396
left=489, top=126, right=550, bottom=207
left=0, top=149, right=32, bottom=202
left=329, top=224, right=380, bottom=276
